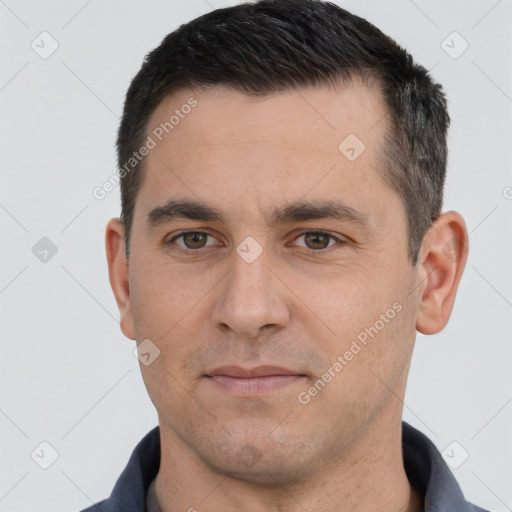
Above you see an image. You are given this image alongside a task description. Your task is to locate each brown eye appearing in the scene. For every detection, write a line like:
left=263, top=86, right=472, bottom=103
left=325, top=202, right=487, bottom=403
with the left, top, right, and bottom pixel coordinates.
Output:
left=290, top=231, right=346, bottom=253
left=168, top=232, right=218, bottom=250
left=303, top=232, right=332, bottom=250
left=181, top=232, right=208, bottom=249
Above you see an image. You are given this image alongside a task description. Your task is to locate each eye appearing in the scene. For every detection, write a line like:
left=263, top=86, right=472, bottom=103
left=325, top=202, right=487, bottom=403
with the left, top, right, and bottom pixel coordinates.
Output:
left=291, top=231, right=346, bottom=252
left=167, top=231, right=220, bottom=250
left=166, top=230, right=346, bottom=253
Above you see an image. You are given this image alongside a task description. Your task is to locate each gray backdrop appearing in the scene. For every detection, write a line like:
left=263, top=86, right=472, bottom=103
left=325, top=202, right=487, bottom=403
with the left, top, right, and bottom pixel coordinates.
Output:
left=1, top=1, right=511, bottom=511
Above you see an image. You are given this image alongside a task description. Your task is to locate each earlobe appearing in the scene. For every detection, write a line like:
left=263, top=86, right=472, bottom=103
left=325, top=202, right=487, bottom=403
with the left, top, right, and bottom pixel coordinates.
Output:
left=415, top=211, right=469, bottom=335
left=105, top=218, right=136, bottom=340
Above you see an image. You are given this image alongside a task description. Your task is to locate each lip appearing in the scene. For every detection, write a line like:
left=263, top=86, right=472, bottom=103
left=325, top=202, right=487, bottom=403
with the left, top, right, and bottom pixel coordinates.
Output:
left=205, top=366, right=306, bottom=396
left=207, top=365, right=303, bottom=378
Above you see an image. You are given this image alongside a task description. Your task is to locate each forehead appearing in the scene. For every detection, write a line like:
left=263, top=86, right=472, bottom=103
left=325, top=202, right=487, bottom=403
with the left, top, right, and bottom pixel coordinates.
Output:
left=134, top=80, right=399, bottom=228
left=147, top=79, right=387, bottom=154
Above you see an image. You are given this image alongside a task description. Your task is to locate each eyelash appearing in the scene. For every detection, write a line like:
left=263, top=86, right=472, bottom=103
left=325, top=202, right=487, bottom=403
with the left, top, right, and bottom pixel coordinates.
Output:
left=166, top=230, right=346, bottom=255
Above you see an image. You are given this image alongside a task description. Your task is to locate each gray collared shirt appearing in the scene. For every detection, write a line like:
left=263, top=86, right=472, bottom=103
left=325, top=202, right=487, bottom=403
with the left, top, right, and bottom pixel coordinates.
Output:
left=80, top=422, right=490, bottom=512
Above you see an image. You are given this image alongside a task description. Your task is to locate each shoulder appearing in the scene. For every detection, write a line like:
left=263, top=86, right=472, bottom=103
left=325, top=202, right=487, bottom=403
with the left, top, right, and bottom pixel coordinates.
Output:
left=467, top=505, right=493, bottom=512
left=78, top=499, right=109, bottom=511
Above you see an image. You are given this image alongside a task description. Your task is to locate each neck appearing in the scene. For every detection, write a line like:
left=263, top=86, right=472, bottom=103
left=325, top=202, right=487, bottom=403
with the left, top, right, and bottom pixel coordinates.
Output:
left=154, top=409, right=422, bottom=512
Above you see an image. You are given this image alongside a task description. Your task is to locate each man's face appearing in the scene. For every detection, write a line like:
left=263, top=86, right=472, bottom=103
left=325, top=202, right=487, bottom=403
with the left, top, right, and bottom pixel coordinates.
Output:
left=124, top=82, right=421, bottom=482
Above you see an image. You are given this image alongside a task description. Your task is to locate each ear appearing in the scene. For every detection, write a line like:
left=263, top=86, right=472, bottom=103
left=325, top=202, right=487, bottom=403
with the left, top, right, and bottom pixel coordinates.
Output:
left=415, top=211, right=469, bottom=335
left=105, top=218, right=136, bottom=340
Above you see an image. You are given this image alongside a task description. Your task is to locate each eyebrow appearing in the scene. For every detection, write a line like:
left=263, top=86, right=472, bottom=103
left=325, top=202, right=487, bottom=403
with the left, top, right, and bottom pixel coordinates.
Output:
left=146, top=198, right=371, bottom=229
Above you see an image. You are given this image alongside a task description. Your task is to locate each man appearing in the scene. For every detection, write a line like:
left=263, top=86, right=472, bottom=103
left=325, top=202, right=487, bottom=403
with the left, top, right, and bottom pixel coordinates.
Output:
left=84, top=0, right=489, bottom=510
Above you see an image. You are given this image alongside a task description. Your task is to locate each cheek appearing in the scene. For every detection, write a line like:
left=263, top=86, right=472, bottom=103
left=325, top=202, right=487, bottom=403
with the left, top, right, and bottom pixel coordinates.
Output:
left=305, top=304, right=414, bottom=437
left=130, top=259, right=207, bottom=335
left=292, top=263, right=387, bottom=338
left=333, top=294, right=415, bottom=397
left=296, top=261, right=414, bottom=377
left=130, top=260, right=217, bottom=379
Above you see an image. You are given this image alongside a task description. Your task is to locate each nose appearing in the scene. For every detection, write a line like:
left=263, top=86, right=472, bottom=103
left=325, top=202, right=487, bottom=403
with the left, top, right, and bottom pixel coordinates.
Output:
left=210, top=248, right=290, bottom=339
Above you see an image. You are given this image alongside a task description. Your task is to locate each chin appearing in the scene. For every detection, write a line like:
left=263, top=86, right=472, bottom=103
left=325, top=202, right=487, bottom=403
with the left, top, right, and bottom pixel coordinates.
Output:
left=213, top=458, right=311, bottom=487
left=199, top=432, right=317, bottom=486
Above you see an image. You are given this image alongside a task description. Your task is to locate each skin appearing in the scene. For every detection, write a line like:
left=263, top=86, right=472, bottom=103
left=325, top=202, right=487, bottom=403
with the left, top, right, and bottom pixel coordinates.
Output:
left=106, top=80, right=468, bottom=512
